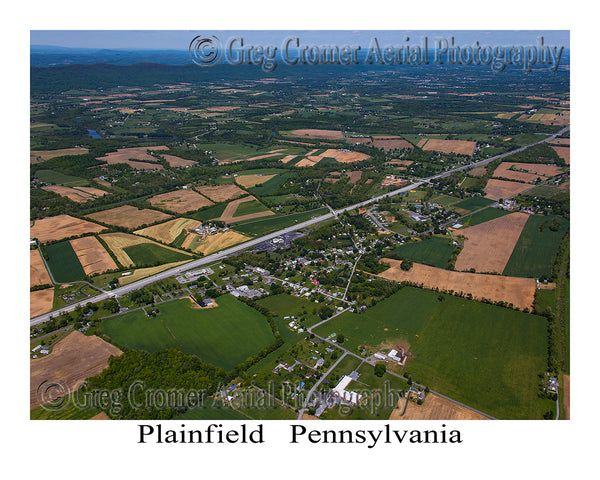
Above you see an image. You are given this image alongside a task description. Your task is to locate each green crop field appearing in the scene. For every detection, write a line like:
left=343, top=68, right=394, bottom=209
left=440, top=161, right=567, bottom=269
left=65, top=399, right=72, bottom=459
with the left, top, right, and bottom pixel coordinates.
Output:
left=34, top=169, right=89, bottom=187
left=503, top=215, right=569, bottom=278
left=101, top=295, right=275, bottom=371
left=250, top=171, right=297, bottom=196
left=190, top=203, right=228, bottom=221
left=431, top=194, right=463, bottom=208
left=44, top=241, right=86, bottom=282
left=123, top=243, right=192, bottom=266
left=237, top=168, right=285, bottom=176
left=233, top=199, right=270, bottom=217
left=315, top=286, right=553, bottom=419
left=459, top=207, right=511, bottom=227
left=233, top=207, right=329, bottom=236
left=453, top=196, right=495, bottom=212
left=391, top=236, right=455, bottom=268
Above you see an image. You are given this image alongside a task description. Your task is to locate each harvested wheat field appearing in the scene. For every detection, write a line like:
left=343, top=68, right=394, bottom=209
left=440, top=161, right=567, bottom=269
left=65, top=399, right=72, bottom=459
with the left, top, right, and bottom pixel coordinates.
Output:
left=101, top=232, right=192, bottom=267
left=30, top=288, right=55, bottom=318
left=492, top=164, right=542, bottom=183
left=502, top=162, right=562, bottom=178
left=30, top=147, right=89, bottom=164
left=492, top=162, right=562, bottom=183
left=416, top=138, right=428, bottom=148
left=87, top=205, right=172, bottom=229
left=196, top=184, right=246, bottom=202
left=455, top=212, right=529, bottom=273
left=219, top=195, right=275, bottom=223
left=346, top=171, right=363, bottom=184
left=550, top=138, right=570, bottom=146
left=193, top=231, right=251, bottom=255
left=550, top=145, right=570, bottom=164
left=378, top=259, right=536, bottom=310
left=31, top=215, right=105, bottom=244
left=70, top=236, right=117, bottom=276
left=321, top=149, right=370, bottom=163
left=484, top=179, right=533, bottom=200
left=41, top=185, right=109, bottom=203
left=90, top=412, right=111, bottom=420
left=389, top=393, right=489, bottom=420
left=295, top=157, right=321, bottom=167
left=119, top=261, right=190, bottom=286
left=135, top=218, right=200, bottom=245
left=387, top=159, right=414, bottom=166
left=280, top=154, right=299, bottom=164
left=30, top=331, right=122, bottom=409
left=30, top=249, right=51, bottom=287
left=422, top=139, right=477, bottom=156
left=218, top=149, right=286, bottom=164
left=97, top=146, right=168, bottom=170
left=288, top=129, right=344, bottom=140
left=149, top=189, right=213, bottom=214
left=235, top=174, right=276, bottom=188
left=371, top=137, right=414, bottom=151
left=158, top=154, right=196, bottom=168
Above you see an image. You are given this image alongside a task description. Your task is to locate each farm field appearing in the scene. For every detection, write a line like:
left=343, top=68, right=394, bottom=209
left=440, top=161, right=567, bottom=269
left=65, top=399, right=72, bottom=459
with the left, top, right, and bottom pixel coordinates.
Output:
left=87, top=205, right=172, bottom=229
left=135, top=218, right=200, bottom=244
left=287, top=129, right=344, bottom=140
left=101, top=295, right=275, bottom=371
left=257, top=293, right=320, bottom=320
left=42, top=185, right=111, bottom=203
left=453, top=196, right=496, bottom=212
left=458, top=207, right=511, bottom=227
left=30, top=147, right=89, bottom=163
left=70, top=236, right=117, bottom=276
left=189, top=203, right=228, bottom=222
left=30, top=214, right=105, bottom=244
left=378, top=260, right=536, bottom=310
left=391, top=236, right=455, bottom=268
left=484, top=179, right=533, bottom=200
left=96, top=146, right=168, bottom=170
left=421, top=138, right=477, bottom=155
left=315, top=287, right=551, bottom=419
left=455, top=212, right=530, bottom=274
left=235, top=173, right=277, bottom=188
left=503, top=215, right=569, bottom=278
left=148, top=189, right=213, bottom=214
left=44, top=241, right=86, bottom=283
left=123, top=242, right=193, bottom=266
left=249, top=171, right=297, bottom=196
left=492, top=162, right=563, bottom=183
left=118, top=260, right=190, bottom=286
left=550, top=145, right=570, bottom=164
left=30, top=288, right=54, bottom=318
left=30, top=249, right=51, bottom=287
left=196, top=184, right=246, bottom=202
left=183, top=231, right=250, bottom=255
left=30, top=331, right=122, bottom=409
left=158, top=153, right=196, bottom=167
left=233, top=207, right=329, bottom=236
left=34, top=169, right=89, bottom=187
left=100, top=232, right=193, bottom=267
left=389, top=393, right=489, bottom=420
left=220, top=196, right=274, bottom=223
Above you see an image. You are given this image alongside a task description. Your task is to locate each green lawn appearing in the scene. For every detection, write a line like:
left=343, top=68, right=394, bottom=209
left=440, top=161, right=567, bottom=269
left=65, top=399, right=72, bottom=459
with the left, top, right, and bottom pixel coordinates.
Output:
left=431, top=194, right=463, bottom=208
left=101, top=295, right=275, bottom=371
left=44, top=241, right=86, bottom=282
left=453, top=196, right=495, bottom=212
left=123, top=243, right=192, bottom=267
left=315, top=286, right=553, bottom=419
left=503, top=215, right=569, bottom=278
left=459, top=207, right=511, bottom=227
left=233, top=207, right=329, bottom=236
left=391, top=236, right=455, bottom=268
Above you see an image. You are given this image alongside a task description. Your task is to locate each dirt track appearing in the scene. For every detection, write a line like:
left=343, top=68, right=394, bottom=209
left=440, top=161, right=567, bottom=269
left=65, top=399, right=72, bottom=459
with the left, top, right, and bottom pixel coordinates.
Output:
left=455, top=212, right=529, bottom=274
left=30, top=331, right=122, bottom=409
left=378, top=259, right=536, bottom=310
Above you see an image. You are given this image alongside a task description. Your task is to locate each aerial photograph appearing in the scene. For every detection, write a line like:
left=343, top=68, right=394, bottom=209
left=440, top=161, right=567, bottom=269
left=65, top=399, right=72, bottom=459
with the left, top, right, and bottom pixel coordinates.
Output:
left=29, top=29, right=570, bottom=423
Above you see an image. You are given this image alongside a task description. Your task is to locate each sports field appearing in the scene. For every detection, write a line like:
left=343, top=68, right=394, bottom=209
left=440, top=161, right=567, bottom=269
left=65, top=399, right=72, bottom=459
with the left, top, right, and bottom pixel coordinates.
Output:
left=314, top=287, right=552, bottom=419
left=503, top=215, right=569, bottom=278
left=44, top=241, right=86, bottom=282
left=101, top=295, right=275, bottom=371
left=391, top=236, right=455, bottom=268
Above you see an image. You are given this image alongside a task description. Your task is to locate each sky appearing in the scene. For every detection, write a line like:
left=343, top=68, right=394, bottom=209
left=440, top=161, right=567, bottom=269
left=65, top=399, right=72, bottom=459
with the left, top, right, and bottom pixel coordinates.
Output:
left=30, top=30, right=570, bottom=50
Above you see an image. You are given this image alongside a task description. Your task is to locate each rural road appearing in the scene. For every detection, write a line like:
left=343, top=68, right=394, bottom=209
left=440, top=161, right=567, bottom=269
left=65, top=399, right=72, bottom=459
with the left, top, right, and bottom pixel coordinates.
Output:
left=30, top=125, right=569, bottom=326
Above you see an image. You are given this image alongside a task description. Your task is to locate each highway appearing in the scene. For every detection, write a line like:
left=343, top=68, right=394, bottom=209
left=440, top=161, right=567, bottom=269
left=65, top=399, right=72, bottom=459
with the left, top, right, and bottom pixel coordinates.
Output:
left=30, top=125, right=569, bottom=326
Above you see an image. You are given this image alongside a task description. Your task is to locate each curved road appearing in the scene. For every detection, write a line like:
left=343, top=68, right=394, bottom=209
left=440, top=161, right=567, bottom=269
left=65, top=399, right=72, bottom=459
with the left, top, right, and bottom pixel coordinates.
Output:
left=30, top=125, right=569, bottom=326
